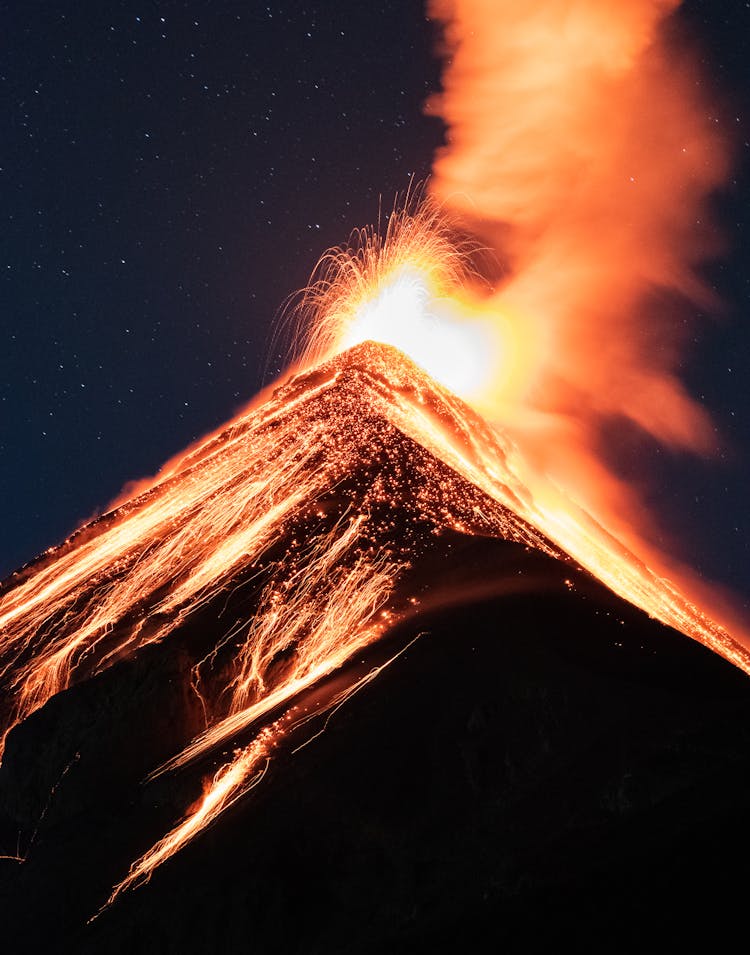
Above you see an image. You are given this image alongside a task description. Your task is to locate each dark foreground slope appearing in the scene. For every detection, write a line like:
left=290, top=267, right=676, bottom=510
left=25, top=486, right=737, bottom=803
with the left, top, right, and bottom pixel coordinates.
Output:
left=2, top=536, right=750, bottom=954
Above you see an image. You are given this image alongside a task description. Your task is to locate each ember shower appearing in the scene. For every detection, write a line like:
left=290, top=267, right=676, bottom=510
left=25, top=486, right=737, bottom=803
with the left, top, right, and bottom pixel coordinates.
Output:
left=0, top=0, right=744, bottom=913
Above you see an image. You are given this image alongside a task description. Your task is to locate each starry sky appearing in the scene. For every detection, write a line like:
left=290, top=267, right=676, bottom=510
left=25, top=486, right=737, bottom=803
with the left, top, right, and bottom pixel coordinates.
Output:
left=2, top=2, right=749, bottom=607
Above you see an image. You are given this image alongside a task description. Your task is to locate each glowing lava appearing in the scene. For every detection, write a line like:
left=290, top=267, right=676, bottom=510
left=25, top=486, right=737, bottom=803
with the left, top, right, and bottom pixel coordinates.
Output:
left=292, top=198, right=524, bottom=411
left=340, top=263, right=496, bottom=400
left=2, top=337, right=747, bottom=914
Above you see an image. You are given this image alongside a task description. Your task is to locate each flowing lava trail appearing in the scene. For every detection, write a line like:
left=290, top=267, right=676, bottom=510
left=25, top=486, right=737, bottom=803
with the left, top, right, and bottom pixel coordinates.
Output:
left=0, top=0, right=746, bottom=913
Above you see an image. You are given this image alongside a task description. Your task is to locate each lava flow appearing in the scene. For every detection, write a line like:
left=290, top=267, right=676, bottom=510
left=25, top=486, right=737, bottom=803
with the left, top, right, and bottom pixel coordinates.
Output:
left=0, top=0, right=745, bottom=917
left=2, top=335, right=748, bottom=908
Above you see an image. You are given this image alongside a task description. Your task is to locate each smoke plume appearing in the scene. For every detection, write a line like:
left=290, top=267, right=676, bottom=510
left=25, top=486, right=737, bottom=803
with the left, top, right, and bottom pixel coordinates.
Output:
left=428, top=0, right=730, bottom=470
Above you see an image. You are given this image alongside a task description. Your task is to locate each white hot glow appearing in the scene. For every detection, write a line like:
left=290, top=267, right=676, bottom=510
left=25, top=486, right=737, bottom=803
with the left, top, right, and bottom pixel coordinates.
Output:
left=340, top=265, right=496, bottom=400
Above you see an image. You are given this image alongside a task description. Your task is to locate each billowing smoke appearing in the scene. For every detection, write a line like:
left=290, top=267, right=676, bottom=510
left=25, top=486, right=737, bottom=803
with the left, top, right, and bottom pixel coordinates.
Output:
left=427, top=0, right=731, bottom=539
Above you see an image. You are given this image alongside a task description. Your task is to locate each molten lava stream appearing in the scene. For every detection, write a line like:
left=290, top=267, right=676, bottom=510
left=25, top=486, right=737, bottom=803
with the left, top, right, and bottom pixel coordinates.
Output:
left=104, top=523, right=401, bottom=906
left=0, top=411, right=331, bottom=755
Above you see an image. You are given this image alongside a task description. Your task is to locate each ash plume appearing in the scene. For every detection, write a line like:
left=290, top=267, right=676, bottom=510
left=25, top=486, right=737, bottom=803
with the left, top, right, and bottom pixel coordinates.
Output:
left=427, top=0, right=732, bottom=546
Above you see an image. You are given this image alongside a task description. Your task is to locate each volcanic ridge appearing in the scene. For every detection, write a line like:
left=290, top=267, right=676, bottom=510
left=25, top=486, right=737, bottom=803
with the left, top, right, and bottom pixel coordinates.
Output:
left=1, top=341, right=749, bottom=952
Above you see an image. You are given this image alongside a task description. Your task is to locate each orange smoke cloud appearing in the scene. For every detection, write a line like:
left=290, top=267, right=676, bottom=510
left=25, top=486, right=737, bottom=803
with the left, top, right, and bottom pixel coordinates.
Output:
left=428, top=0, right=730, bottom=455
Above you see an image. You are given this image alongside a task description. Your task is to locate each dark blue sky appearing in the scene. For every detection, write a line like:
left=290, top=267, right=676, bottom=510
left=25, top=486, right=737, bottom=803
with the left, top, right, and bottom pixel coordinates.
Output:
left=1, top=1, right=748, bottom=606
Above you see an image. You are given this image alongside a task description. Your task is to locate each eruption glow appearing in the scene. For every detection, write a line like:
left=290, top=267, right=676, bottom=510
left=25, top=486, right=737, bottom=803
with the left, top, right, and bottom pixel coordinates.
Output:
left=340, top=264, right=495, bottom=399
left=294, top=200, right=499, bottom=402
left=0, top=0, right=744, bottom=919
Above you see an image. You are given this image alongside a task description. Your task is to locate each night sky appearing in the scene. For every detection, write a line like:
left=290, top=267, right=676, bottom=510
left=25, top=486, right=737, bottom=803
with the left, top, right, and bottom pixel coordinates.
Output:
left=2, top=2, right=749, bottom=608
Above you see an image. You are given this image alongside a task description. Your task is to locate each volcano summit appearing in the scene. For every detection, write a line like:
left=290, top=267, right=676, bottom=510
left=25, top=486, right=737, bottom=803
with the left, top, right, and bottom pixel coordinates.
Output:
left=1, top=342, right=749, bottom=952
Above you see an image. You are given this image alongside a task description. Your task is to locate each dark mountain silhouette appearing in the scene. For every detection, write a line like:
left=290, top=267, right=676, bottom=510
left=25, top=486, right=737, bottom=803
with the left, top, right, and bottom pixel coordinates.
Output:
left=1, top=342, right=748, bottom=953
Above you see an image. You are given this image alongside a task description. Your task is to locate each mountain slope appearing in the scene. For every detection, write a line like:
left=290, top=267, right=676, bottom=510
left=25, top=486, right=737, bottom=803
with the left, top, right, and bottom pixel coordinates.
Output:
left=3, top=551, right=750, bottom=953
left=1, top=341, right=748, bottom=951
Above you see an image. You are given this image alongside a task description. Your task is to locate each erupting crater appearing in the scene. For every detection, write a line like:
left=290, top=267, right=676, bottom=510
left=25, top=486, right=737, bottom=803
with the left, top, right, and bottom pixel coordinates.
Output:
left=1, top=340, right=748, bottom=929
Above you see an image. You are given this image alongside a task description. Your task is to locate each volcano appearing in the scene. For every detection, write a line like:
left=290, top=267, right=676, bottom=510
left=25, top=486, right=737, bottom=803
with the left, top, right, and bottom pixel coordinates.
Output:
left=1, top=342, right=749, bottom=953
